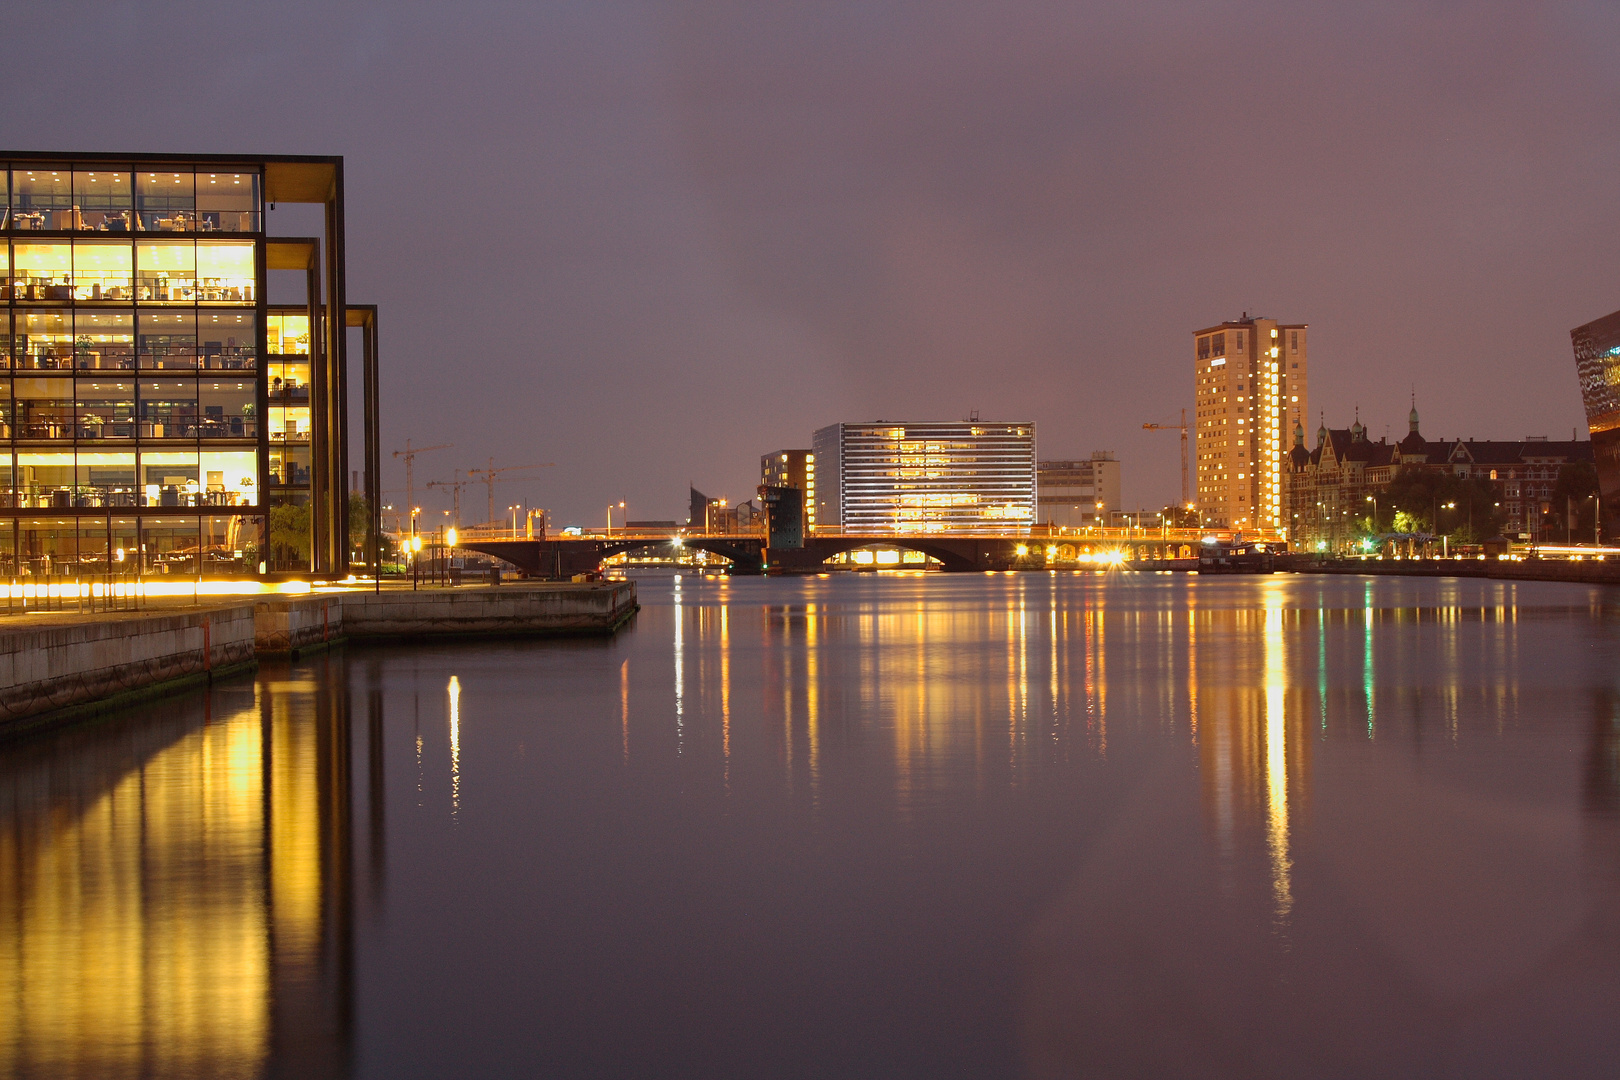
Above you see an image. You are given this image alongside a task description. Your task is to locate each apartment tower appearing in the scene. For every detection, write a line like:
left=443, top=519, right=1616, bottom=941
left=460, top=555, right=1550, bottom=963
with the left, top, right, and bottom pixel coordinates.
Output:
left=1193, top=315, right=1307, bottom=533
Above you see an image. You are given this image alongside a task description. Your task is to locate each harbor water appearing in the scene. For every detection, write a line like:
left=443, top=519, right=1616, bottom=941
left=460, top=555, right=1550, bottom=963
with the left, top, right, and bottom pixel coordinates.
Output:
left=3, top=571, right=1620, bottom=1078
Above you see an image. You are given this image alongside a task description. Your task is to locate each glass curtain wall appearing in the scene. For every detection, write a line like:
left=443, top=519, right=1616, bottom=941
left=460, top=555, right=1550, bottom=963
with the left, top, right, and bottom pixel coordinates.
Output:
left=266, top=309, right=311, bottom=571
left=1, top=161, right=265, bottom=576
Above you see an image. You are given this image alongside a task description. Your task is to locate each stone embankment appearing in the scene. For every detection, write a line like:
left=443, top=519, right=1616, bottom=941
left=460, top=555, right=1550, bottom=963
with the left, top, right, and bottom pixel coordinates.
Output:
left=0, top=581, right=636, bottom=735
left=1283, top=557, right=1620, bottom=586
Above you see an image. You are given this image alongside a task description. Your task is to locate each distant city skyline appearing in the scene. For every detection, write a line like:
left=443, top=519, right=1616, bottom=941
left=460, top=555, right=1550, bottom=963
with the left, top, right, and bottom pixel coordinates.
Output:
left=4, top=2, right=1613, bottom=525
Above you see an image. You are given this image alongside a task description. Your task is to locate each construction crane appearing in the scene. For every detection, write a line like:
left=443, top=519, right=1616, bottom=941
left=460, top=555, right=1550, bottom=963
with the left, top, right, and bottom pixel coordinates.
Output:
left=1143, top=408, right=1190, bottom=512
left=465, top=459, right=556, bottom=526
left=392, top=439, right=451, bottom=519
left=426, top=470, right=472, bottom=527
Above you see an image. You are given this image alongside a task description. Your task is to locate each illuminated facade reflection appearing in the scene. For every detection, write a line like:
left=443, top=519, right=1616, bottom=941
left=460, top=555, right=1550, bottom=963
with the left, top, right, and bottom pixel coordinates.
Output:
left=0, top=657, right=367, bottom=1079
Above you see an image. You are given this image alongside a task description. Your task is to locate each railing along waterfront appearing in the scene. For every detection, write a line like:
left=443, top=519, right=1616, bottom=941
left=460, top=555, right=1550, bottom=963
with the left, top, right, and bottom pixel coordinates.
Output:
left=446, top=524, right=1270, bottom=544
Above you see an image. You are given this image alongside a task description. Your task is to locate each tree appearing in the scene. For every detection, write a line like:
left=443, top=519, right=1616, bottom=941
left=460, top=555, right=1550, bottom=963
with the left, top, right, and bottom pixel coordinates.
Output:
left=269, top=502, right=311, bottom=569
left=1380, top=466, right=1503, bottom=539
left=1542, top=461, right=1599, bottom=541
left=349, top=491, right=369, bottom=556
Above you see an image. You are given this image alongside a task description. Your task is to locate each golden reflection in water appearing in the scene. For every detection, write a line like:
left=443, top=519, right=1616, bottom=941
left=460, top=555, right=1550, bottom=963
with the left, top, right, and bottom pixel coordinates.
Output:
left=1263, top=599, right=1294, bottom=926
left=449, top=675, right=462, bottom=822
left=0, top=662, right=356, bottom=1079
left=1197, top=593, right=1312, bottom=915
left=806, top=603, right=819, bottom=797
left=673, top=575, right=684, bottom=755
left=1186, top=600, right=1199, bottom=743
left=720, top=605, right=730, bottom=787
left=1084, top=604, right=1106, bottom=758
left=621, top=659, right=631, bottom=764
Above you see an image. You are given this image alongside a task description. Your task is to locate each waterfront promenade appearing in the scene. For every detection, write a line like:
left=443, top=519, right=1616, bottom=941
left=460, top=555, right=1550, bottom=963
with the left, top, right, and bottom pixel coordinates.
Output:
left=0, top=580, right=636, bottom=736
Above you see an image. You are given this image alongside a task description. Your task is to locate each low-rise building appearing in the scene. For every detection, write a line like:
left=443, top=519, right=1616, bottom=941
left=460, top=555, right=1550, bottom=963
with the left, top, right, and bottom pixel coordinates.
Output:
left=760, top=449, right=816, bottom=533
left=1036, top=453, right=1119, bottom=527
left=1288, top=407, right=1593, bottom=549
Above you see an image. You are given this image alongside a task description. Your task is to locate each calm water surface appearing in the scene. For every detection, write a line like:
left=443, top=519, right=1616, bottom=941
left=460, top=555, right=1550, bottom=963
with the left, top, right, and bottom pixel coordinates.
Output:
left=4, top=572, right=1620, bottom=1078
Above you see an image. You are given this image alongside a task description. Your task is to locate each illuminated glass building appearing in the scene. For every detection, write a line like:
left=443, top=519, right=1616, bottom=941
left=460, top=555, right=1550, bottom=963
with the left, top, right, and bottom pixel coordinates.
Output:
left=811, top=421, right=1036, bottom=534
left=0, top=153, right=380, bottom=577
left=1571, top=308, right=1620, bottom=512
left=1194, top=314, right=1308, bottom=533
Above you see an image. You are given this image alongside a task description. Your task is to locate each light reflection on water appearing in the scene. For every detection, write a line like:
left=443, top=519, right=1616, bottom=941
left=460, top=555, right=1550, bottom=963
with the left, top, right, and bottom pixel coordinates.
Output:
left=1, top=572, right=1619, bottom=1078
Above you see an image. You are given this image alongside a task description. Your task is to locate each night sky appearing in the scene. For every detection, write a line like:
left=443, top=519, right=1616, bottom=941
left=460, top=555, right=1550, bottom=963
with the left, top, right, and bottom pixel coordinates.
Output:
left=9, top=1, right=1619, bottom=525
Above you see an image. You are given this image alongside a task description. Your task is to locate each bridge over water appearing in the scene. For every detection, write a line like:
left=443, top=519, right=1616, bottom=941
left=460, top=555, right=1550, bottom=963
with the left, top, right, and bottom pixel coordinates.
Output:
left=458, top=528, right=1253, bottom=578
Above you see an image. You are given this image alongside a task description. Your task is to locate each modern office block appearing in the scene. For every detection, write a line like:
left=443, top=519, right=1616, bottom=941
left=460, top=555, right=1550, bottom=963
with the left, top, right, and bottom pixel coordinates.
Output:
left=1572, top=308, right=1620, bottom=512
left=811, top=421, right=1036, bottom=534
left=760, top=449, right=816, bottom=532
left=1037, top=453, right=1119, bottom=527
left=1193, top=314, right=1307, bottom=532
left=0, top=153, right=379, bottom=578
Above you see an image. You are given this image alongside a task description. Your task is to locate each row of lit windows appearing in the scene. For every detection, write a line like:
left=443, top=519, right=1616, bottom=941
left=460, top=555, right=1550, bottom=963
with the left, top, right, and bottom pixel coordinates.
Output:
left=0, top=239, right=256, bottom=303
left=0, top=166, right=260, bottom=234
left=0, top=449, right=259, bottom=507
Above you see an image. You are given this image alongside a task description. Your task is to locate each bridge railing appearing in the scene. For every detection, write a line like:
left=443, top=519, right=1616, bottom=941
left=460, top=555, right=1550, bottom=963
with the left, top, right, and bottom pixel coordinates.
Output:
left=448, top=525, right=1281, bottom=545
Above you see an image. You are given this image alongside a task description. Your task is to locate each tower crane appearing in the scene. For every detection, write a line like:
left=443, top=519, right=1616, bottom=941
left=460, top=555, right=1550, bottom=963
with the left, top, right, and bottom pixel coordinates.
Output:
left=392, top=439, right=451, bottom=519
left=426, top=471, right=472, bottom=527
left=465, top=459, right=556, bottom=526
left=1143, top=408, right=1191, bottom=513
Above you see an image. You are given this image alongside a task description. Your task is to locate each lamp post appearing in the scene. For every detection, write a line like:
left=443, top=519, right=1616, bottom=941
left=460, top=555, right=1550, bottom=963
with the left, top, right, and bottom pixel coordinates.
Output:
left=1366, top=493, right=1378, bottom=555
left=410, top=507, right=421, bottom=590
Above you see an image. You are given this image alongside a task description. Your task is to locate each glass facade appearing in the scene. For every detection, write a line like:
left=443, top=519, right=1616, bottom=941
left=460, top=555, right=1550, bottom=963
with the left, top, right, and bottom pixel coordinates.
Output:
left=0, top=157, right=272, bottom=576
left=1571, top=308, right=1620, bottom=511
left=812, top=422, right=1037, bottom=534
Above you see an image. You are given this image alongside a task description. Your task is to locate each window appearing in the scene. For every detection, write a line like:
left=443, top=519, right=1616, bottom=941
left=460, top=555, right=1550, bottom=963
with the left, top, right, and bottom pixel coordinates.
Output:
left=138, top=310, right=196, bottom=369
left=199, top=310, right=256, bottom=369
left=198, top=381, right=255, bottom=439
left=12, top=243, right=71, bottom=299
left=71, top=169, right=132, bottom=231
left=11, top=167, right=71, bottom=230
left=73, top=309, right=134, bottom=370
left=1290, top=331, right=1298, bottom=351
left=74, top=452, right=136, bottom=500
left=139, top=452, right=198, bottom=506
left=195, top=242, right=254, bottom=302
left=72, top=240, right=133, bottom=300
left=1197, top=336, right=1210, bottom=359
left=1235, top=332, right=1244, bottom=352
left=16, top=310, right=72, bottom=369
left=135, top=171, right=195, bottom=233
left=136, top=241, right=195, bottom=301
left=1212, top=333, right=1225, bottom=356
left=76, top=381, right=134, bottom=439
left=139, top=379, right=198, bottom=438
left=195, top=172, right=261, bottom=233
left=198, top=449, right=258, bottom=505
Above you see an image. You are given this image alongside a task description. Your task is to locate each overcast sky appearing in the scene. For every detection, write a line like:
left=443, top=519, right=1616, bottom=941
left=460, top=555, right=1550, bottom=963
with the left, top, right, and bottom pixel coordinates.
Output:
left=9, top=0, right=1620, bottom=524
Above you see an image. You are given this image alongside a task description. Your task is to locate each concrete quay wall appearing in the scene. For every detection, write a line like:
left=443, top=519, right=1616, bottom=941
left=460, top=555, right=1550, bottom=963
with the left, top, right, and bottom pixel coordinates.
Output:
left=0, top=581, right=638, bottom=734
left=0, top=605, right=257, bottom=733
left=1287, top=558, right=1620, bottom=586
left=337, top=581, right=637, bottom=642
left=253, top=580, right=637, bottom=653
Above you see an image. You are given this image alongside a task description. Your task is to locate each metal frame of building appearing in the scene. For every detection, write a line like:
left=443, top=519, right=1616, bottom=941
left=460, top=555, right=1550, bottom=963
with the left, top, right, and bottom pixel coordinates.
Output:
left=0, top=152, right=378, bottom=578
